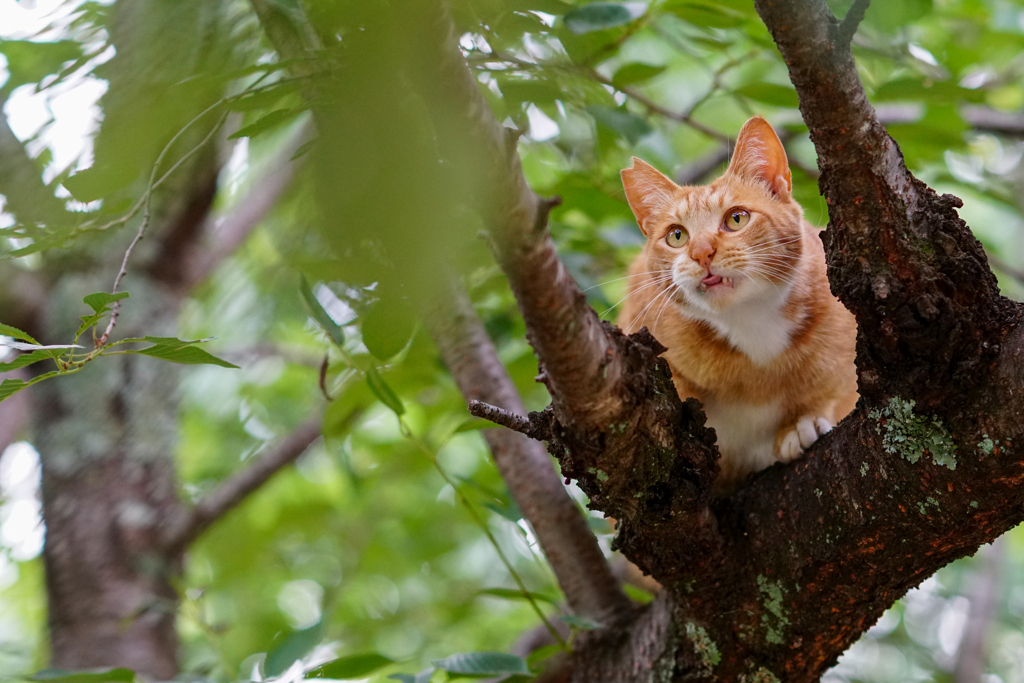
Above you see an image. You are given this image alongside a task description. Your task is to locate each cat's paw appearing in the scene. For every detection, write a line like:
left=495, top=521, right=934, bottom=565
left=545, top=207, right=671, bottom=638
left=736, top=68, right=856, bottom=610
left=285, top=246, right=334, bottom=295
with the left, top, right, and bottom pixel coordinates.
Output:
left=778, top=416, right=834, bottom=462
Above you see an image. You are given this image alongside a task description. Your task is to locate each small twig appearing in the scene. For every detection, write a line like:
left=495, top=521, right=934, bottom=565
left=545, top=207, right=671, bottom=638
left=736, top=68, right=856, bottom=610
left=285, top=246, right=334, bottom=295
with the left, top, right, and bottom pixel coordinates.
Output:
left=318, top=354, right=332, bottom=400
left=96, top=108, right=229, bottom=348
left=469, top=49, right=730, bottom=143
left=469, top=399, right=533, bottom=435
left=589, top=70, right=730, bottom=143
left=162, top=415, right=323, bottom=554
left=533, top=195, right=562, bottom=234
left=835, top=0, right=871, bottom=47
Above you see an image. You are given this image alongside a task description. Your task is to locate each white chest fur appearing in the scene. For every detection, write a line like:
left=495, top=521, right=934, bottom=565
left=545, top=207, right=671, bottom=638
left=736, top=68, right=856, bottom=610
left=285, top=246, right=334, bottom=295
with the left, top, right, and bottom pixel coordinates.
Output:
left=681, top=281, right=797, bottom=366
left=707, top=286, right=796, bottom=365
left=702, top=397, right=783, bottom=474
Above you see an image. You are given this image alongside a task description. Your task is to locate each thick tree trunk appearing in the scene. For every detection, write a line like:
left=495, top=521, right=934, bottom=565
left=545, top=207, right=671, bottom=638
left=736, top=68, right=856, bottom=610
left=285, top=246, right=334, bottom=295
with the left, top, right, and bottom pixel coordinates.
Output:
left=36, top=274, right=185, bottom=678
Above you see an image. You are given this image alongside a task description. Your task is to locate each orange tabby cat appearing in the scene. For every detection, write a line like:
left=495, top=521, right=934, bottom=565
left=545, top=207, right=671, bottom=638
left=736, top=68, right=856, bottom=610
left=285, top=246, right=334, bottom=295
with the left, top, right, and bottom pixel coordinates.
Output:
left=619, top=116, right=858, bottom=489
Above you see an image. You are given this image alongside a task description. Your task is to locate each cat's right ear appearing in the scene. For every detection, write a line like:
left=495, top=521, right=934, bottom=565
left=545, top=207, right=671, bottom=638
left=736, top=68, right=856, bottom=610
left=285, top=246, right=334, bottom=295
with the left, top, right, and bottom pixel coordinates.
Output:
left=621, top=157, right=678, bottom=236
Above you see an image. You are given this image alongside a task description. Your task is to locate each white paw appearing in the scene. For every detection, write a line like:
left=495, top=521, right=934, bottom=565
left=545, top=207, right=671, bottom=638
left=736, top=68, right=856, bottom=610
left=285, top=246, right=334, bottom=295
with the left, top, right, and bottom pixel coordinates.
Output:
left=778, top=416, right=833, bottom=462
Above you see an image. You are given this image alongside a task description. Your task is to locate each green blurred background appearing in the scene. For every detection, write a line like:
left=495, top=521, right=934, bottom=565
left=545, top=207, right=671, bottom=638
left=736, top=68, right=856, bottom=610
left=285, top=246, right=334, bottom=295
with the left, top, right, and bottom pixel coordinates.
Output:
left=2, top=0, right=1024, bottom=681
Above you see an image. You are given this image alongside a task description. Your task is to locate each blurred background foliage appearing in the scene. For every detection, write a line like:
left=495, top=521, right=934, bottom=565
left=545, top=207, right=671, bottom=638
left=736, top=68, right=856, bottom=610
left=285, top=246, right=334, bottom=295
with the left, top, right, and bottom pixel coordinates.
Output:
left=1, top=0, right=1024, bottom=681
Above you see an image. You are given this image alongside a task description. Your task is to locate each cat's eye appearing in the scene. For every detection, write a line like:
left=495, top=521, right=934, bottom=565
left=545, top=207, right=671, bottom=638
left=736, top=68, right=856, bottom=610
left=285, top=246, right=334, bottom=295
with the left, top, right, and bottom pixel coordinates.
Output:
left=723, top=209, right=751, bottom=232
left=665, top=226, right=688, bottom=247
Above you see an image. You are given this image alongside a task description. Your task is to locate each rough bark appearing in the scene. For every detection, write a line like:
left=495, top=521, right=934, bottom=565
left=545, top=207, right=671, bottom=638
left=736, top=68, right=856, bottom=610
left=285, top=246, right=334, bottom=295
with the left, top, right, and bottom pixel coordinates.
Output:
left=414, top=0, right=1024, bottom=680
left=37, top=272, right=186, bottom=678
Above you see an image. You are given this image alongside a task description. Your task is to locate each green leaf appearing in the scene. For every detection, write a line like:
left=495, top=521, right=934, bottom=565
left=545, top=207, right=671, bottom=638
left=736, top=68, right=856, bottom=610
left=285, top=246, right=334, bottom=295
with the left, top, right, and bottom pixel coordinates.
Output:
left=365, top=367, right=405, bottom=416
left=0, top=378, right=28, bottom=403
left=28, top=668, right=135, bottom=683
left=361, top=294, right=415, bottom=360
left=663, top=1, right=748, bottom=28
left=76, top=312, right=108, bottom=340
left=864, top=0, right=931, bottom=32
left=0, top=371, right=60, bottom=403
left=304, top=654, right=395, bottom=679
left=586, top=105, right=653, bottom=143
left=734, top=83, right=799, bottom=109
left=484, top=500, right=522, bottom=522
left=227, top=80, right=301, bottom=112
left=558, top=614, right=601, bottom=630
left=0, top=348, right=64, bottom=373
left=454, top=418, right=493, bottom=433
left=0, top=40, right=83, bottom=93
left=120, top=339, right=238, bottom=369
left=497, top=78, right=562, bottom=107
left=0, top=322, right=38, bottom=344
left=477, top=588, right=559, bottom=605
left=873, top=77, right=981, bottom=105
left=265, top=622, right=324, bottom=678
left=292, top=139, right=317, bottom=161
left=7, top=228, right=74, bottom=257
left=387, top=670, right=434, bottom=683
left=563, top=2, right=645, bottom=34
left=300, top=277, right=346, bottom=348
left=228, top=107, right=306, bottom=140
left=611, top=63, right=667, bottom=87
left=526, top=644, right=563, bottom=668
left=432, top=652, right=531, bottom=678
left=623, top=583, right=655, bottom=604
left=508, top=0, right=572, bottom=13
left=83, top=291, right=130, bottom=314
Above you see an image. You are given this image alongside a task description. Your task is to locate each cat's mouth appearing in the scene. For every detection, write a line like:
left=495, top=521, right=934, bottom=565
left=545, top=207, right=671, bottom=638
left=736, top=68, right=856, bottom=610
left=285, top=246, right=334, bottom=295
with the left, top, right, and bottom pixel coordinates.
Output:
left=699, top=273, right=734, bottom=292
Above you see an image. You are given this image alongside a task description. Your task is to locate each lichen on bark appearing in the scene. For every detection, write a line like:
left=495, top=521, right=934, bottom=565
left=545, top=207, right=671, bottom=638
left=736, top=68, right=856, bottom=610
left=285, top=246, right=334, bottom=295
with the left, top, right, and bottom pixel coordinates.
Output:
left=868, top=397, right=957, bottom=470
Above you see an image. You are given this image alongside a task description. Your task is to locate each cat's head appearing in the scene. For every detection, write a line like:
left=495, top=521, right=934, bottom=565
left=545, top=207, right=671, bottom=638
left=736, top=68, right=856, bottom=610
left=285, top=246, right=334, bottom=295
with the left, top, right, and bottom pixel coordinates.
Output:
left=620, top=116, right=804, bottom=318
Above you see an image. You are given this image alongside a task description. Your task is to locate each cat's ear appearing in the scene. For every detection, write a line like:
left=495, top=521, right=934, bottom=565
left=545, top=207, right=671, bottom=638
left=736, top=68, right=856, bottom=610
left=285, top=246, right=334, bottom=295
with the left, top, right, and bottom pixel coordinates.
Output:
left=726, top=116, right=792, bottom=199
left=621, top=157, right=678, bottom=235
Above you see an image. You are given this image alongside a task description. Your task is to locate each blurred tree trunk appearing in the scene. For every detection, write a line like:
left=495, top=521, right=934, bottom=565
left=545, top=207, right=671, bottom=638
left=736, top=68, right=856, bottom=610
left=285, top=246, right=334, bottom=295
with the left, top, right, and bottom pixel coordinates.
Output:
left=23, top=1, right=231, bottom=676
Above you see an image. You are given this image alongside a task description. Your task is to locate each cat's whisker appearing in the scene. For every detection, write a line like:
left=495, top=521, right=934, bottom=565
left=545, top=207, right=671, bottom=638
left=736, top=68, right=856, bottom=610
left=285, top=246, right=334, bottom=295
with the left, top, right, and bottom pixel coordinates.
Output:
left=628, top=284, right=677, bottom=331
left=622, top=284, right=669, bottom=327
left=741, top=260, right=799, bottom=284
left=652, top=282, right=680, bottom=335
left=747, top=262, right=796, bottom=278
left=744, top=239, right=802, bottom=256
left=582, top=271, right=671, bottom=292
left=599, top=275, right=675, bottom=319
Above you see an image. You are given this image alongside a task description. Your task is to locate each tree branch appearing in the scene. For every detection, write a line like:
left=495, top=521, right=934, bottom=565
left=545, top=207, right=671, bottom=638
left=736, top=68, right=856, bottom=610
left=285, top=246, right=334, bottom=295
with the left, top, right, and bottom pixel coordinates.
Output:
left=162, top=415, right=322, bottom=555
left=467, top=400, right=535, bottom=438
left=427, top=280, right=632, bottom=625
left=835, top=0, right=870, bottom=47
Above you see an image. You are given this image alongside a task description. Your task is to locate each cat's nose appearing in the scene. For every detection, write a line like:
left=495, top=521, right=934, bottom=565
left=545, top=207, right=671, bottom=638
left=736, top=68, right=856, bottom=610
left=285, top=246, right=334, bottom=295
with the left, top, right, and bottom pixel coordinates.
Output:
left=690, top=241, right=716, bottom=269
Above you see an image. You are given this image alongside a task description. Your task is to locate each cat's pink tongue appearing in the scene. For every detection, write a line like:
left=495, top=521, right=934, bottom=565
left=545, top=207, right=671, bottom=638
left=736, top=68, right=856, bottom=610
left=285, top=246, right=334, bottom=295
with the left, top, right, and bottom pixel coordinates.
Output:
left=702, top=273, right=724, bottom=287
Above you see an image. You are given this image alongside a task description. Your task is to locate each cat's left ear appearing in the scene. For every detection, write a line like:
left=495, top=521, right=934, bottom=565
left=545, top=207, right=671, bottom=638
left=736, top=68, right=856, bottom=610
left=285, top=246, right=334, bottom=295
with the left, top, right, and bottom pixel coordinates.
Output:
left=726, top=116, right=792, bottom=199
left=621, top=157, right=679, bottom=235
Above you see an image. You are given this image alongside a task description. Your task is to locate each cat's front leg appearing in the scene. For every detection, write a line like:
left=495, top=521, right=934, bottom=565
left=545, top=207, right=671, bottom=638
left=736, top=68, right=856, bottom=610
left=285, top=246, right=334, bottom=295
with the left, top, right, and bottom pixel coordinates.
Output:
left=777, top=415, right=834, bottom=461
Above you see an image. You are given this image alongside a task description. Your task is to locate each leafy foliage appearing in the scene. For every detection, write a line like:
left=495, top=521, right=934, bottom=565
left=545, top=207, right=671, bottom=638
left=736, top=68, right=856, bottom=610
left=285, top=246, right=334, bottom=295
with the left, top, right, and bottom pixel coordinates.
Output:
left=2, top=0, right=1024, bottom=682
